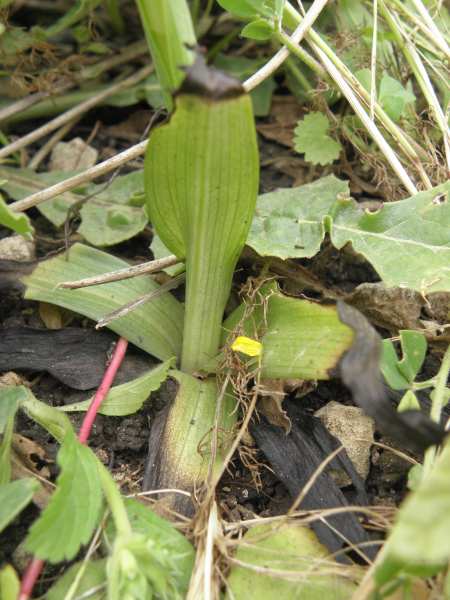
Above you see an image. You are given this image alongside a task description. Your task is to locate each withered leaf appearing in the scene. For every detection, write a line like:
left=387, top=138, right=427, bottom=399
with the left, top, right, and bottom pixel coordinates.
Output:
left=337, top=301, right=446, bottom=453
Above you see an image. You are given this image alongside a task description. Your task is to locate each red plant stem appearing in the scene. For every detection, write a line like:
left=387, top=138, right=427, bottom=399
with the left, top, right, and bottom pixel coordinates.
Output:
left=78, top=337, right=128, bottom=444
left=18, top=558, right=45, bottom=600
left=18, top=336, right=128, bottom=599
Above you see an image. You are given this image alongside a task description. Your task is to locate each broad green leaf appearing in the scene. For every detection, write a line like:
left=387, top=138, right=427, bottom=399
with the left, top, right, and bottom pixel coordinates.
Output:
left=376, top=438, right=450, bottom=584
left=214, top=54, right=276, bottom=116
left=0, top=167, right=147, bottom=245
left=23, top=243, right=184, bottom=361
left=105, top=498, right=194, bottom=596
left=381, top=331, right=427, bottom=390
left=25, top=431, right=103, bottom=563
left=241, top=19, right=274, bottom=40
left=226, top=522, right=356, bottom=599
left=247, top=178, right=450, bottom=293
left=0, top=565, right=20, bottom=600
left=248, top=175, right=349, bottom=259
left=0, top=166, right=83, bottom=226
left=145, top=79, right=258, bottom=372
left=293, top=112, right=342, bottom=165
left=223, top=283, right=353, bottom=379
left=0, top=386, right=26, bottom=484
left=0, top=479, right=40, bottom=534
left=0, top=192, right=32, bottom=236
left=46, top=559, right=107, bottom=600
left=135, top=0, right=196, bottom=100
left=60, top=360, right=174, bottom=416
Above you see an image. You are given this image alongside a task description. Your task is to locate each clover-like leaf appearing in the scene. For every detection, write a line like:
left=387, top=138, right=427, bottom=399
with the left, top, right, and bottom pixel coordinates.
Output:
left=241, top=18, right=274, bottom=40
left=381, top=331, right=427, bottom=390
left=293, top=112, right=342, bottom=165
left=25, top=431, right=103, bottom=563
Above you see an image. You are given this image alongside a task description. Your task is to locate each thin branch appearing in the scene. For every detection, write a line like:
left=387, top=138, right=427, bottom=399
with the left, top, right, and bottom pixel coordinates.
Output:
left=9, top=140, right=148, bottom=213
left=27, top=117, right=80, bottom=170
left=95, top=273, right=185, bottom=328
left=0, top=65, right=152, bottom=161
left=243, top=0, right=330, bottom=92
left=281, top=31, right=419, bottom=194
left=370, top=0, right=378, bottom=121
left=0, top=40, right=149, bottom=125
left=58, top=255, right=180, bottom=289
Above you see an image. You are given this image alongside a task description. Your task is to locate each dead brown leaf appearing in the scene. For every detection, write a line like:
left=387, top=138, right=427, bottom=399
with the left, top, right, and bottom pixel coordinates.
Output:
left=11, top=434, right=54, bottom=508
left=257, top=96, right=305, bottom=148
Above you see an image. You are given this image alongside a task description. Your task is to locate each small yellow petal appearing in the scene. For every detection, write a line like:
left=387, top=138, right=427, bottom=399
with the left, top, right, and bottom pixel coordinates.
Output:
left=231, top=336, right=262, bottom=357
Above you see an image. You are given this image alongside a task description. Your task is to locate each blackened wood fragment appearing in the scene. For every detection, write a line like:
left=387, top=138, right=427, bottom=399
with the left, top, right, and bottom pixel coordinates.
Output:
left=0, top=327, right=148, bottom=390
left=251, top=400, right=377, bottom=563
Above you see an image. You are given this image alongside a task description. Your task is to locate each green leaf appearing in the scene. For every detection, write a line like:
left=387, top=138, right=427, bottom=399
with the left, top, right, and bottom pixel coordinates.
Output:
left=0, top=386, right=26, bottom=484
left=376, top=438, right=450, bottom=584
left=23, top=243, right=184, bottom=361
left=217, top=0, right=270, bottom=19
left=0, top=193, right=32, bottom=236
left=247, top=178, right=450, bottom=293
left=223, top=283, right=353, bottom=380
left=150, top=234, right=185, bottom=276
left=0, top=479, right=40, bottom=534
left=0, top=386, right=25, bottom=434
left=105, top=498, right=194, bottom=597
left=25, top=431, right=103, bottom=563
left=0, top=565, right=20, bottom=600
left=381, top=331, right=427, bottom=390
left=293, top=112, right=342, bottom=165
left=248, top=175, right=349, bottom=259
left=396, top=331, right=427, bottom=383
left=0, top=167, right=148, bottom=246
left=0, top=167, right=83, bottom=227
left=241, top=18, right=274, bottom=40
left=60, top=360, right=174, bottom=416
left=145, top=79, right=258, bottom=372
left=46, top=559, right=107, bottom=600
left=20, top=387, right=74, bottom=443
left=135, top=0, right=196, bottom=100
left=379, top=74, right=415, bottom=122
left=381, top=341, right=410, bottom=390
left=397, top=390, right=421, bottom=412
left=226, top=522, right=356, bottom=599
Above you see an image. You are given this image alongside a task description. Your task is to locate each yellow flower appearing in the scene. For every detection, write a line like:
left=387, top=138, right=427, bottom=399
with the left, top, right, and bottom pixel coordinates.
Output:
left=231, top=336, right=262, bottom=357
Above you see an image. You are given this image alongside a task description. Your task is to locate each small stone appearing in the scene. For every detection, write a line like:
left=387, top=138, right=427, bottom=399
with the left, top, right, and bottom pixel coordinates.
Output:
left=0, top=234, right=35, bottom=261
left=0, top=371, right=25, bottom=387
left=49, top=137, right=98, bottom=172
left=315, top=401, right=375, bottom=486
